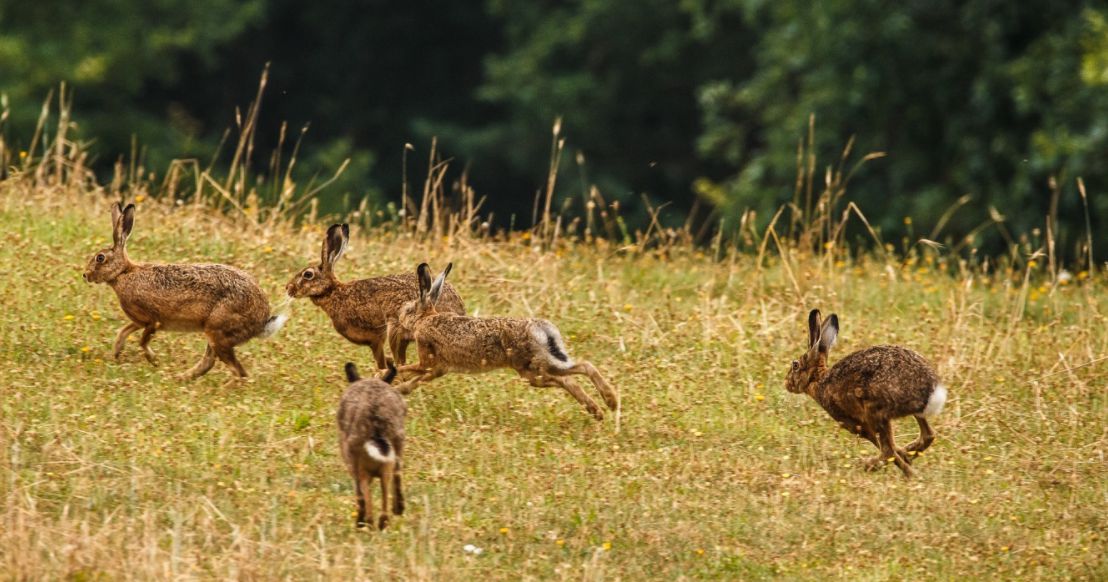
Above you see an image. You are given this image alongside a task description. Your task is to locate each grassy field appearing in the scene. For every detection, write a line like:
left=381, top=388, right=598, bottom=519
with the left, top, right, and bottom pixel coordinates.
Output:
left=1, top=180, right=1106, bottom=580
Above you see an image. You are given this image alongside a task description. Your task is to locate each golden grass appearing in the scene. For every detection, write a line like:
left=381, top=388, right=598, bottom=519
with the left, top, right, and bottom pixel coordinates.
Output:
left=1, top=178, right=1107, bottom=580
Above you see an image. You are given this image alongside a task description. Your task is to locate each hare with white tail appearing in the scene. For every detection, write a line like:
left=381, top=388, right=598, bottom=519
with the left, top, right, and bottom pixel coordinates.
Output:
left=390, top=263, right=619, bottom=420
left=83, top=202, right=288, bottom=380
left=338, top=361, right=409, bottom=530
left=785, top=309, right=947, bottom=477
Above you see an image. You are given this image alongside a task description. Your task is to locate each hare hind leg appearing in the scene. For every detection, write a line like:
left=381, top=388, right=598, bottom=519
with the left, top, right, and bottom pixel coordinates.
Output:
left=904, top=416, right=935, bottom=454
left=112, top=322, right=142, bottom=360
left=179, top=345, right=216, bottom=381
left=356, top=470, right=375, bottom=529
left=556, top=360, right=618, bottom=411
left=523, top=369, right=604, bottom=420
left=392, top=469, right=405, bottom=516
left=378, top=462, right=395, bottom=530
left=213, top=345, right=247, bottom=378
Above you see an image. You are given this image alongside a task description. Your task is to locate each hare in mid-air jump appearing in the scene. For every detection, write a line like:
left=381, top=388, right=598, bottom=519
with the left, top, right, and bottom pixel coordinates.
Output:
left=285, top=224, right=465, bottom=369
left=785, top=309, right=947, bottom=477
left=83, top=202, right=288, bottom=380
left=390, top=263, right=619, bottom=420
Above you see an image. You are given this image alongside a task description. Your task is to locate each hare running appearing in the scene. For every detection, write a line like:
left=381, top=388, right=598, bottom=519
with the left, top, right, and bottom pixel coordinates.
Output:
left=83, top=202, right=287, bottom=380
left=286, top=224, right=465, bottom=369
left=391, top=263, right=619, bottom=420
left=338, top=361, right=410, bottom=530
left=785, top=309, right=947, bottom=477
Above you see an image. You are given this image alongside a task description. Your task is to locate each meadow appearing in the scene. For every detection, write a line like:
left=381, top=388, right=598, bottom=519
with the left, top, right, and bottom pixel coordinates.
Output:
left=1, top=172, right=1106, bottom=580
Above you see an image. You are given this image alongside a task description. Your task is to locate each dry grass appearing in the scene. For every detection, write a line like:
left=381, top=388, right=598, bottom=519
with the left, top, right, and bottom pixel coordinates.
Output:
left=1, top=175, right=1107, bottom=581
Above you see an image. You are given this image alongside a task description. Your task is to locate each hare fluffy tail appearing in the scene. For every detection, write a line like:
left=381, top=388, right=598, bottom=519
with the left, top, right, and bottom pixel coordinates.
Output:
left=918, top=384, right=947, bottom=418
left=532, top=321, right=574, bottom=370
left=364, top=437, right=396, bottom=463
left=258, top=312, right=290, bottom=339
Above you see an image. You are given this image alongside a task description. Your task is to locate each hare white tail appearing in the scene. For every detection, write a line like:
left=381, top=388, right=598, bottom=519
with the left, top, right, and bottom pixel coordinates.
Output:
left=919, top=384, right=947, bottom=418
left=364, top=437, right=396, bottom=463
left=532, top=322, right=574, bottom=369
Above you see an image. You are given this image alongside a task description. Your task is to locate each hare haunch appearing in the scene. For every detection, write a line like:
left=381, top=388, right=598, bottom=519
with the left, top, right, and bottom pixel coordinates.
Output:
left=391, top=263, right=619, bottom=420
left=286, top=224, right=465, bottom=369
left=83, top=203, right=287, bottom=380
left=338, top=361, right=409, bottom=530
left=785, top=309, right=947, bottom=477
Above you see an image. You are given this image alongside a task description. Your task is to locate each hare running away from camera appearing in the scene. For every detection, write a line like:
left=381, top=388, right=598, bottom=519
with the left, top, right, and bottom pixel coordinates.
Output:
left=785, top=309, right=947, bottom=477
left=338, top=361, right=409, bottom=530
left=83, top=202, right=288, bottom=380
left=286, top=224, right=465, bottom=369
left=391, top=263, right=619, bottom=420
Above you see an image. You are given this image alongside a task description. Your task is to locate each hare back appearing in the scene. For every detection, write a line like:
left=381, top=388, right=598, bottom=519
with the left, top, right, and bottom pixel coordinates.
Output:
left=112, top=263, right=270, bottom=331
left=821, top=345, right=940, bottom=420
left=415, top=315, right=569, bottom=372
left=338, top=380, right=407, bottom=468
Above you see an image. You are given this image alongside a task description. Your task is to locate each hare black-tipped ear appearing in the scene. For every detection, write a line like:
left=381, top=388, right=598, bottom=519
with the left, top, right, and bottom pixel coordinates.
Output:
left=381, top=360, right=398, bottom=384
left=322, top=224, right=348, bottom=271
left=807, top=309, right=822, bottom=348
left=111, top=203, right=124, bottom=246
left=818, top=314, right=839, bottom=353
left=429, top=262, right=452, bottom=304
left=344, top=362, right=360, bottom=382
left=118, top=204, right=136, bottom=247
left=416, top=263, right=432, bottom=300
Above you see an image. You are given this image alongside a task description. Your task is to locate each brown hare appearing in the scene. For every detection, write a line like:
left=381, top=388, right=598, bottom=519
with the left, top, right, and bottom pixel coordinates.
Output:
left=83, top=202, right=288, bottom=380
left=338, top=361, right=409, bottom=530
left=391, top=263, right=619, bottom=420
left=786, top=309, right=947, bottom=477
left=286, top=224, right=465, bottom=369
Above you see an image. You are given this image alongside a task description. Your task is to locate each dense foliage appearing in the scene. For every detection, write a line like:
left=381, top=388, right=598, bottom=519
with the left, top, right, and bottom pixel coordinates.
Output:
left=2, top=0, right=1106, bottom=257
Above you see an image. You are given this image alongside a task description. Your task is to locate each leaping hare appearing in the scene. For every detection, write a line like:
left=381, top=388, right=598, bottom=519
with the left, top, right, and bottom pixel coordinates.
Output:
left=391, top=263, right=619, bottom=420
left=785, top=309, right=947, bottom=477
left=285, top=224, right=465, bottom=369
left=83, top=202, right=288, bottom=380
left=338, top=361, right=410, bottom=530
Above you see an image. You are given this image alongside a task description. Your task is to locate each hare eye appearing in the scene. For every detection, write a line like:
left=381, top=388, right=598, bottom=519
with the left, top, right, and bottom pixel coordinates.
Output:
left=303, top=271, right=314, bottom=280
left=96, top=254, right=105, bottom=263
left=791, top=360, right=799, bottom=370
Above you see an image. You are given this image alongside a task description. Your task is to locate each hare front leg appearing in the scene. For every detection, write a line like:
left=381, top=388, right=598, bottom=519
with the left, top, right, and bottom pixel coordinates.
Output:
left=139, top=324, right=158, bottom=365
left=112, top=322, right=142, bottom=359
left=871, top=419, right=914, bottom=478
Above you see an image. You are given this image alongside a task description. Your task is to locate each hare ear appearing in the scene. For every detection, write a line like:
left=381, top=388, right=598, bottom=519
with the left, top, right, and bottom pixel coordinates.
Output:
left=429, top=262, right=452, bottom=305
left=117, top=204, right=136, bottom=247
left=321, top=224, right=347, bottom=271
left=344, top=362, right=361, bottom=382
left=381, top=360, right=398, bottom=384
left=416, top=263, right=432, bottom=302
left=111, top=203, right=123, bottom=246
left=807, top=309, right=822, bottom=349
left=819, top=314, right=839, bottom=353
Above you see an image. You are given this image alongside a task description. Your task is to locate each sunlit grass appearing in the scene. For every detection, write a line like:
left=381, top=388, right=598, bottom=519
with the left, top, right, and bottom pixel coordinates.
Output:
left=1, top=181, right=1106, bottom=580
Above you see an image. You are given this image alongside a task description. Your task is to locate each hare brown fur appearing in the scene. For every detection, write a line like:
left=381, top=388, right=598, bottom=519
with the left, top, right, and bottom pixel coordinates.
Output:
left=83, top=203, right=287, bottom=380
left=338, top=361, right=409, bottom=530
left=286, top=224, right=465, bottom=370
left=391, top=263, right=619, bottom=420
left=785, top=309, right=947, bottom=478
